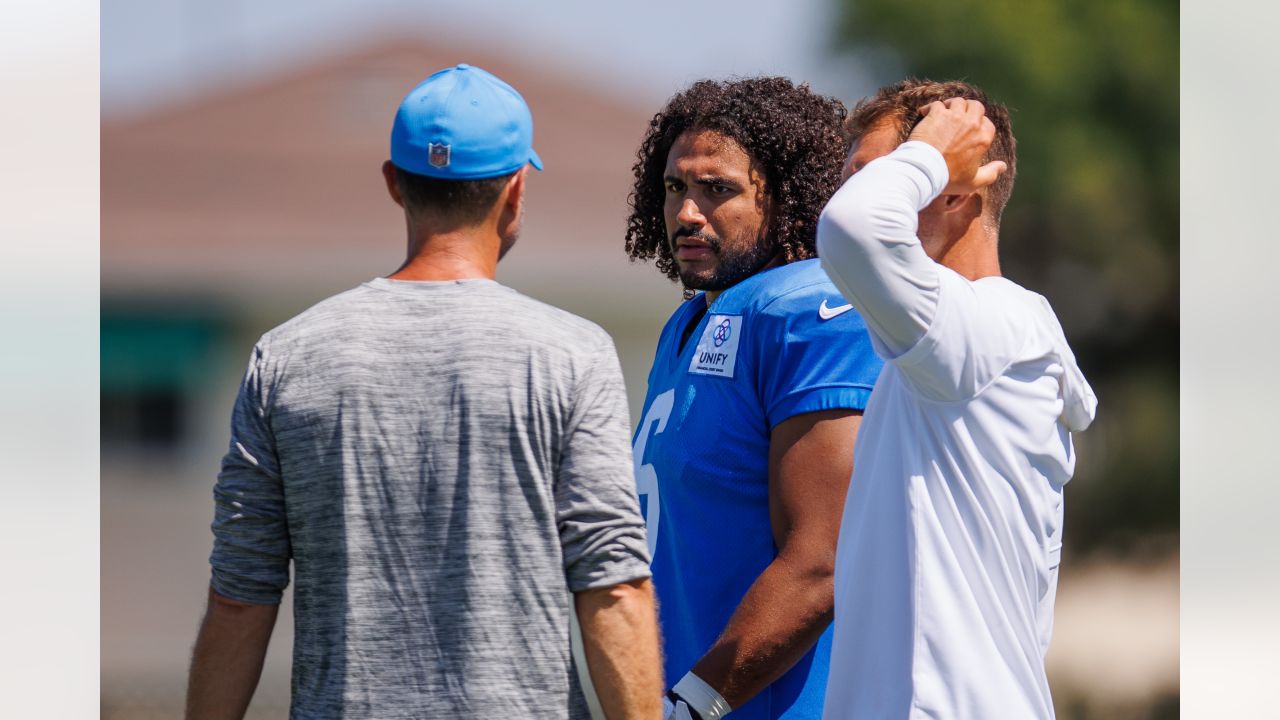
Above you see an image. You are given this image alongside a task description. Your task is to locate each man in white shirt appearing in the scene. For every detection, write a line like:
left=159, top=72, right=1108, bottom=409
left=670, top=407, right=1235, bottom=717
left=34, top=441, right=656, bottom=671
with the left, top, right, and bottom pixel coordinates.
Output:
left=816, top=80, right=1097, bottom=719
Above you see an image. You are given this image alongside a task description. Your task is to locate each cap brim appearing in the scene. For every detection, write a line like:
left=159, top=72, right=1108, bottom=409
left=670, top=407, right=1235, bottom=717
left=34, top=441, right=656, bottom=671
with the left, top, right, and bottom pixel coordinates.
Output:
left=528, top=149, right=544, bottom=171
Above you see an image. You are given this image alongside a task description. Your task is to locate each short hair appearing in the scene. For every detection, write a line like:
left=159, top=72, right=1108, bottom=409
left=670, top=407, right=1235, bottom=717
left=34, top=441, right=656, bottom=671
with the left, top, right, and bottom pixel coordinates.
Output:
left=393, top=167, right=515, bottom=225
left=847, top=78, right=1017, bottom=221
left=625, top=77, right=849, bottom=282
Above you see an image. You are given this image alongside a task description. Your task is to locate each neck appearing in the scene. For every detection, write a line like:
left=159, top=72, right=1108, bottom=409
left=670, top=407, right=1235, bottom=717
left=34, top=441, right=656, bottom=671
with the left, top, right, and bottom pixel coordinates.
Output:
left=388, top=222, right=501, bottom=282
left=702, top=249, right=785, bottom=305
left=936, top=219, right=1001, bottom=282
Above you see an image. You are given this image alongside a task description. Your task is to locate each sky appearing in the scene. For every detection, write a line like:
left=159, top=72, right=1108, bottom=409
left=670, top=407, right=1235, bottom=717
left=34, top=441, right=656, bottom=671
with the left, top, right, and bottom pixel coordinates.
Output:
left=101, top=0, right=882, bottom=117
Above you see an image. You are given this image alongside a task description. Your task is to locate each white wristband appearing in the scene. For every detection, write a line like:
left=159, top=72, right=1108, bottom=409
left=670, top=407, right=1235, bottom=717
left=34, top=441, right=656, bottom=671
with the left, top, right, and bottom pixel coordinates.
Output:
left=673, top=671, right=732, bottom=720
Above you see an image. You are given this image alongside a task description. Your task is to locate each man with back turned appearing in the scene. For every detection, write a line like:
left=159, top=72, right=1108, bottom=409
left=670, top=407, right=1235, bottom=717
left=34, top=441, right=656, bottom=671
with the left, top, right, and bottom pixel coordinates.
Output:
left=184, top=64, right=662, bottom=720
left=817, top=79, right=1097, bottom=719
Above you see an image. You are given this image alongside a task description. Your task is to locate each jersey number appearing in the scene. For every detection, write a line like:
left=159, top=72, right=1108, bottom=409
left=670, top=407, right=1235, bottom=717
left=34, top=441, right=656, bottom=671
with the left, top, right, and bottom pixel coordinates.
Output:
left=633, top=389, right=675, bottom=559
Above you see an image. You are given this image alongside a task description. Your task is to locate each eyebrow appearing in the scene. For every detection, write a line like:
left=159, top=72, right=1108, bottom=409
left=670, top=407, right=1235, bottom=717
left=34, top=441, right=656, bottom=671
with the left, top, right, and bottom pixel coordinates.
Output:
left=664, top=174, right=739, bottom=187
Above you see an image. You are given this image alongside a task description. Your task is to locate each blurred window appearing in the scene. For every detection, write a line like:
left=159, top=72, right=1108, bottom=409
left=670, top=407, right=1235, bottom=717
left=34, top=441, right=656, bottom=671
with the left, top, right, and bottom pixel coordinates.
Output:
left=101, top=308, right=224, bottom=451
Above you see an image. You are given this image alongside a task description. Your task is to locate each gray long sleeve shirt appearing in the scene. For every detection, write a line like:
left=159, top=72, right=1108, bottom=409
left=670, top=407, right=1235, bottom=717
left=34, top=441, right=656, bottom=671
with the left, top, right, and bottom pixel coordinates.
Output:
left=210, top=277, right=651, bottom=719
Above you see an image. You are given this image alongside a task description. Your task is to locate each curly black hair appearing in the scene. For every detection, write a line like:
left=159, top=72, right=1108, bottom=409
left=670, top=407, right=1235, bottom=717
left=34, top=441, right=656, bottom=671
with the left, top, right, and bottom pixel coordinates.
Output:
left=625, top=77, right=849, bottom=282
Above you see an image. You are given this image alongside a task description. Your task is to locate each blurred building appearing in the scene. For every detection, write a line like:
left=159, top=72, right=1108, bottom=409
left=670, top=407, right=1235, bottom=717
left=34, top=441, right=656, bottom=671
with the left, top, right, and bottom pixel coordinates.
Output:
left=102, top=38, right=678, bottom=475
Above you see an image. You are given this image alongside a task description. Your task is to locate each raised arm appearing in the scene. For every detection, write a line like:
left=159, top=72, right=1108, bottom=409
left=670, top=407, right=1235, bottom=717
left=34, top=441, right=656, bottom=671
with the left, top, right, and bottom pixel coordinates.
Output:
left=816, top=140, right=947, bottom=358
left=817, top=97, right=1008, bottom=359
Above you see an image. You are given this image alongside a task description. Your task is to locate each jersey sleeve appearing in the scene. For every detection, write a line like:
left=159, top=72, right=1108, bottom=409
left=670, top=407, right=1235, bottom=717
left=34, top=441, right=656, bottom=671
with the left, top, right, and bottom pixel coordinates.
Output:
left=209, top=342, right=292, bottom=605
left=557, top=338, right=653, bottom=592
left=817, top=140, right=1028, bottom=402
left=751, top=290, right=884, bottom=429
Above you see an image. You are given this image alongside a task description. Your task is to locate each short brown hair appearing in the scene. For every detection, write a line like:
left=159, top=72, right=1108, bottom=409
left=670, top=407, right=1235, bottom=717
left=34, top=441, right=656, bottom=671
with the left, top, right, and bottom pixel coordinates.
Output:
left=394, top=167, right=514, bottom=226
left=847, top=79, right=1017, bottom=221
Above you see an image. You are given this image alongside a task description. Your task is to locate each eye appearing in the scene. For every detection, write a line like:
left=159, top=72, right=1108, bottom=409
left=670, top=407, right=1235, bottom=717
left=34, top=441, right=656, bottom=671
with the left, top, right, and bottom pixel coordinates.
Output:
left=664, top=180, right=685, bottom=194
left=709, top=183, right=733, bottom=195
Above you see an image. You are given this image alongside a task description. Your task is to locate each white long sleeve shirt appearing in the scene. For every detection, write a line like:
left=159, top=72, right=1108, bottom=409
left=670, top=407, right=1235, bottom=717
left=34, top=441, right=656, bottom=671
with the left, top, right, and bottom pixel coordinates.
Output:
left=816, top=141, right=1097, bottom=719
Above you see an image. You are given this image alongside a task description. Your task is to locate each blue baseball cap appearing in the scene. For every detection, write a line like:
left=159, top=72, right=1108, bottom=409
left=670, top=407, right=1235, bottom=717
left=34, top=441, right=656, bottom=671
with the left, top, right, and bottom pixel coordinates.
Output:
left=390, top=64, right=543, bottom=179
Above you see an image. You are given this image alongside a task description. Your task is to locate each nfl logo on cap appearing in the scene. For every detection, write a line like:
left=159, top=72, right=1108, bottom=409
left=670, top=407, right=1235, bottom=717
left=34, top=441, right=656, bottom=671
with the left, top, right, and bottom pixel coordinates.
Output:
left=428, top=143, right=451, bottom=168
left=390, top=64, right=543, bottom=179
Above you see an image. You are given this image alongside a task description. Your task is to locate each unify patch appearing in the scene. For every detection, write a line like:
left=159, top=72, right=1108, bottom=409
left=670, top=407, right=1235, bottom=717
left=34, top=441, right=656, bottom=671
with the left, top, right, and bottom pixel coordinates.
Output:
left=688, top=314, right=742, bottom=378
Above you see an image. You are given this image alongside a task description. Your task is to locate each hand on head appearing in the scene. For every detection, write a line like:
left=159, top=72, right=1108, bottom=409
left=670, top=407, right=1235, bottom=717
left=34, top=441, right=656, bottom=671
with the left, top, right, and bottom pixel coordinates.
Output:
left=908, top=97, right=1008, bottom=195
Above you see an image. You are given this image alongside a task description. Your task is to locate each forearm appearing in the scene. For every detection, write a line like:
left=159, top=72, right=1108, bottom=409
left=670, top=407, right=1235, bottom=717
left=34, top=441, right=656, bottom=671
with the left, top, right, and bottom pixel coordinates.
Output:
left=690, top=554, right=833, bottom=709
left=185, top=586, right=279, bottom=720
left=816, top=141, right=948, bottom=356
left=678, top=411, right=858, bottom=711
left=576, top=578, right=664, bottom=720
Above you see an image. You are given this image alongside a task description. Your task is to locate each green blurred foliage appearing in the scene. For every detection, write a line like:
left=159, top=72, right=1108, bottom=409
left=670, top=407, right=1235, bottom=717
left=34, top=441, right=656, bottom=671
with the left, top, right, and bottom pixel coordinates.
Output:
left=832, top=0, right=1178, bottom=553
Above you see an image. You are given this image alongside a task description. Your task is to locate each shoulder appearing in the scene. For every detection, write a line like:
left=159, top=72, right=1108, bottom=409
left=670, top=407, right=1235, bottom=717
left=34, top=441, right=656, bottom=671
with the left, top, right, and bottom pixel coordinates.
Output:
left=994, top=279, right=1059, bottom=327
left=723, top=260, right=869, bottom=332
left=498, top=287, right=616, bottom=348
left=723, top=260, right=835, bottom=312
left=961, top=275, right=1056, bottom=336
left=256, top=283, right=378, bottom=354
left=977, top=277, right=1080, bottom=360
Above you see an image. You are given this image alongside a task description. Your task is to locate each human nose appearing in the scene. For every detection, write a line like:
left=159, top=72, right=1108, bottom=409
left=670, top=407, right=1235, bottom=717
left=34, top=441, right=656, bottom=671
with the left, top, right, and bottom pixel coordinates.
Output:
left=676, top=197, right=705, bottom=227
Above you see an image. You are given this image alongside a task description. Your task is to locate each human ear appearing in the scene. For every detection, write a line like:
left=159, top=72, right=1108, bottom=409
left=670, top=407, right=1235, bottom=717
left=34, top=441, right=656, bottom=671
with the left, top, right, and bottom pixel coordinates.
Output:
left=941, top=191, right=977, bottom=214
left=507, top=167, right=528, bottom=214
left=497, top=167, right=529, bottom=235
left=382, top=160, right=404, bottom=208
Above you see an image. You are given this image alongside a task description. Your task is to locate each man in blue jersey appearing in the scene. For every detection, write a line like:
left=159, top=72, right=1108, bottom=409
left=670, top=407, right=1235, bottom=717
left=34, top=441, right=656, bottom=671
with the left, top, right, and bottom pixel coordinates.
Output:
left=624, top=77, right=884, bottom=720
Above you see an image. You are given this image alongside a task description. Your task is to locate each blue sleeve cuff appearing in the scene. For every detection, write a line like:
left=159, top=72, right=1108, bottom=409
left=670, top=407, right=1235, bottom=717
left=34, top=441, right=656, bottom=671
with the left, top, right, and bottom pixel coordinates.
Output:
left=767, top=385, right=873, bottom=429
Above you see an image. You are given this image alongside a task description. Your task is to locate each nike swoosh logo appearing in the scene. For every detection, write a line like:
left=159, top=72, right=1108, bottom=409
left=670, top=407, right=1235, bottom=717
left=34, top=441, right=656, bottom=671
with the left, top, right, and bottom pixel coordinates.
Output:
left=818, top=299, right=854, bottom=320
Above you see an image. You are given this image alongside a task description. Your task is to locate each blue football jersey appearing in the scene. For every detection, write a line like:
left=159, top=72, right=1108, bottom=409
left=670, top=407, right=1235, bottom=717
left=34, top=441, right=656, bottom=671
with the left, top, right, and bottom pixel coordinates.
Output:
left=632, top=259, right=884, bottom=720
